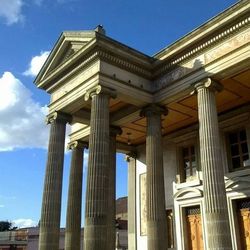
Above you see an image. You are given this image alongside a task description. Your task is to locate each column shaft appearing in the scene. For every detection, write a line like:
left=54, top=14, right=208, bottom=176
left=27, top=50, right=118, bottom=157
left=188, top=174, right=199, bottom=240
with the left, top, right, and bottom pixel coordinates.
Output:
left=39, top=113, right=67, bottom=250
left=65, top=142, right=85, bottom=250
left=84, top=93, right=110, bottom=250
left=196, top=79, right=232, bottom=249
left=142, top=105, right=168, bottom=250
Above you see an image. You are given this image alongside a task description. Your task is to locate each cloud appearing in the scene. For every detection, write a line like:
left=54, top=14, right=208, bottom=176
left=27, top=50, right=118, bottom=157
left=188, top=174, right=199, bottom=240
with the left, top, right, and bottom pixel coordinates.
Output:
left=0, top=205, right=5, bottom=208
left=0, top=71, right=49, bottom=151
left=13, top=218, right=37, bottom=228
left=24, top=51, right=50, bottom=77
left=0, top=0, right=24, bottom=25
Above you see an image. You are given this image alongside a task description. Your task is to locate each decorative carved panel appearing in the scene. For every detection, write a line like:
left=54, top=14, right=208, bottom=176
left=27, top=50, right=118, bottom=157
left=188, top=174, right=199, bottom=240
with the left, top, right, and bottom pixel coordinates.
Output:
left=186, top=207, right=204, bottom=250
left=238, top=199, right=250, bottom=250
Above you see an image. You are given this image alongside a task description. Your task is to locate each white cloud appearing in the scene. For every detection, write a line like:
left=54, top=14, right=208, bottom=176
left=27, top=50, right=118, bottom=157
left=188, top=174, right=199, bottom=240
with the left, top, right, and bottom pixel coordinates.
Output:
left=0, top=0, right=24, bottom=25
left=0, top=71, right=49, bottom=151
left=0, top=205, right=5, bottom=208
left=13, top=218, right=37, bottom=228
left=24, top=51, right=50, bottom=77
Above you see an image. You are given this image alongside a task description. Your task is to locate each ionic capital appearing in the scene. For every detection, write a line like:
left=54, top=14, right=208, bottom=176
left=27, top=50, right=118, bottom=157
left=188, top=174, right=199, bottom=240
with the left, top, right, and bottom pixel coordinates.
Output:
left=46, top=111, right=71, bottom=125
left=110, top=126, right=122, bottom=138
left=125, top=151, right=137, bottom=162
left=190, top=78, right=223, bottom=95
left=67, top=141, right=88, bottom=150
left=140, top=104, right=168, bottom=118
left=84, top=85, right=116, bottom=101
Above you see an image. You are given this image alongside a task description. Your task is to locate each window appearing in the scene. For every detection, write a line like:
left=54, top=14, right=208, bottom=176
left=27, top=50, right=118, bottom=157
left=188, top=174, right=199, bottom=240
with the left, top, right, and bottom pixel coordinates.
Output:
left=227, top=129, right=250, bottom=170
left=181, top=145, right=197, bottom=181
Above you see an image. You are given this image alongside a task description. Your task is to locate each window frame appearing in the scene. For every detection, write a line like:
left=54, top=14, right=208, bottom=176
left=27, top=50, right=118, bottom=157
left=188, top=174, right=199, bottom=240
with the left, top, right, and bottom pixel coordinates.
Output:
left=177, top=138, right=200, bottom=184
left=226, top=127, right=250, bottom=172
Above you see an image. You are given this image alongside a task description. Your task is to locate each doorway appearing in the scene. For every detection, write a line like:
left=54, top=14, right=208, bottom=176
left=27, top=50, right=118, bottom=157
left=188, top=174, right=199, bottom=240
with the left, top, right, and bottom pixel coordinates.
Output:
left=237, top=198, right=250, bottom=250
left=185, top=206, right=204, bottom=250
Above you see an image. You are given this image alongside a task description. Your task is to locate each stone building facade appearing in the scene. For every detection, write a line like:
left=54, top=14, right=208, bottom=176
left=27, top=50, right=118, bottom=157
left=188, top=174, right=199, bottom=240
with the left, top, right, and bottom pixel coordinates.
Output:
left=35, top=1, right=250, bottom=249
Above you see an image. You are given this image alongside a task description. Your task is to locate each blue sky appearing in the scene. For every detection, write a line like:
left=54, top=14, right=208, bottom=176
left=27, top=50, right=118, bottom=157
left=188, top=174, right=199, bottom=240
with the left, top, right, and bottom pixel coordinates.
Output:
left=0, top=0, right=237, bottom=228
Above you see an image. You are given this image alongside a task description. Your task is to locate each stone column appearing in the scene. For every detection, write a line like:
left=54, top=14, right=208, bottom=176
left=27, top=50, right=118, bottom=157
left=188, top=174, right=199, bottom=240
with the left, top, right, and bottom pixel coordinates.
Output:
left=126, top=152, right=137, bottom=250
left=84, top=86, right=116, bottom=250
left=107, top=126, right=122, bottom=250
left=193, top=78, right=232, bottom=249
left=65, top=141, right=87, bottom=250
left=141, top=104, right=168, bottom=250
left=39, top=112, right=69, bottom=250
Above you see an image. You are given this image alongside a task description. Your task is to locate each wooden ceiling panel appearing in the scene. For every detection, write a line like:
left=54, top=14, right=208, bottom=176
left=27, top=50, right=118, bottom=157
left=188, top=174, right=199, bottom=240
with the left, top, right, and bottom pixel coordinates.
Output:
left=216, top=89, right=240, bottom=108
left=118, top=125, right=145, bottom=146
left=122, top=122, right=146, bottom=133
left=222, top=78, right=250, bottom=98
left=134, top=117, right=147, bottom=127
left=232, top=69, right=250, bottom=88
left=168, top=102, right=197, bottom=117
left=163, top=117, right=197, bottom=134
left=109, top=100, right=127, bottom=113
left=178, top=94, right=198, bottom=110
left=162, top=108, right=191, bottom=128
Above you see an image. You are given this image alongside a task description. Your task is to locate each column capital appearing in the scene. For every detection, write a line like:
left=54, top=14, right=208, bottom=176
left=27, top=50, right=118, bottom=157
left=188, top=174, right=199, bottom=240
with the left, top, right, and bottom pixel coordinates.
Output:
left=67, top=141, right=88, bottom=150
left=46, top=111, right=71, bottom=125
left=110, top=126, right=122, bottom=137
left=125, top=151, right=137, bottom=162
left=140, top=104, right=168, bottom=118
left=190, top=77, right=223, bottom=95
left=84, top=85, right=116, bottom=101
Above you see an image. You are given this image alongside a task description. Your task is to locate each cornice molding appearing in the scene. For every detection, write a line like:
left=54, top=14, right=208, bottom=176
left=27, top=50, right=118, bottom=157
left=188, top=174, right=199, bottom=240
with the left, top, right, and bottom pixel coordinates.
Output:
left=97, top=50, right=152, bottom=78
left=38, top=47, right=152, bottom=91
left=154, top=16, right=250, bottom=77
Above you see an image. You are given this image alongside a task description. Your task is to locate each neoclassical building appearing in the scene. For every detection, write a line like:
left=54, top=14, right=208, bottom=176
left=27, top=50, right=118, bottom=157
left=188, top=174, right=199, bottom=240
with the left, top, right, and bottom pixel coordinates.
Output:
left=35, top=1, right=250, bottom=250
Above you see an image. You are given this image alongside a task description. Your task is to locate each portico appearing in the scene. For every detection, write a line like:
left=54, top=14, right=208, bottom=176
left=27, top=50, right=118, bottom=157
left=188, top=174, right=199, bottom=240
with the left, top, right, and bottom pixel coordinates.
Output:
left=35, top=1, right=250, bottom=249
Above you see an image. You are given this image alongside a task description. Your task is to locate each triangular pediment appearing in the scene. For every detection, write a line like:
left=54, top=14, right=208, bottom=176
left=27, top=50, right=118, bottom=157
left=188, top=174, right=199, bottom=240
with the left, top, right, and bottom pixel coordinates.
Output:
left=35, top=30, right=96, bottom=84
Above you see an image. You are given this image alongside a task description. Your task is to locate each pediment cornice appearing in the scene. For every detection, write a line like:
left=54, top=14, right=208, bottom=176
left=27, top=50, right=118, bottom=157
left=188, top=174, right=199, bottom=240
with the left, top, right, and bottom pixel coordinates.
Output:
left=35, top=36, right=153, bottom=92
left=35, top=31, right=97, bottom=85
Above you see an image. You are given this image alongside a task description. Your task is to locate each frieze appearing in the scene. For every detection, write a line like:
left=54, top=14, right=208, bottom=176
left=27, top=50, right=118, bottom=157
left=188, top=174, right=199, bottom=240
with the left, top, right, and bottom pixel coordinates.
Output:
left=205, top=29, right=250, bottom=64
left=153, top=21, right=249, bottom=91
left=97, top=50, right=152, bottom=78
left=154, top=16, right=250, bottom=77
left=154, top=55, right=205, bottom=90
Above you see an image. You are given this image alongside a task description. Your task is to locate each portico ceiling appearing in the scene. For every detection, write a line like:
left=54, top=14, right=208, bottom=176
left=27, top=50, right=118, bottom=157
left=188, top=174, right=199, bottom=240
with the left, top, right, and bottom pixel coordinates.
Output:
left=114, top=69, right=250, bottom=145
left=69, top=69, right=250, bottom=147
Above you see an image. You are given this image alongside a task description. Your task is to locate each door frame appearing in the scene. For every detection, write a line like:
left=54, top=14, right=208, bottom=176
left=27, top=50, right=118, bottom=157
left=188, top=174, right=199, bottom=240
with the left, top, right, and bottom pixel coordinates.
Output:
left=174, top=195, right=206, bottom=250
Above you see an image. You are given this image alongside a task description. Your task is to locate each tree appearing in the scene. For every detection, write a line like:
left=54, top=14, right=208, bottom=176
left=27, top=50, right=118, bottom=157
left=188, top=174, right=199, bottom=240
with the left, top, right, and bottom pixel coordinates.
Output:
left=0, top=221, right=17, bottom=231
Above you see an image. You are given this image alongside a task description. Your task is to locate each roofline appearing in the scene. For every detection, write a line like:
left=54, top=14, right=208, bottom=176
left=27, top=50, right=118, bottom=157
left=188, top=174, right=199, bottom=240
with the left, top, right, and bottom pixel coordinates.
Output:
left=153, top=0, right=249, bottom=61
